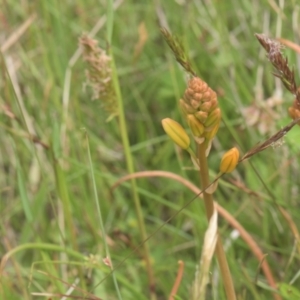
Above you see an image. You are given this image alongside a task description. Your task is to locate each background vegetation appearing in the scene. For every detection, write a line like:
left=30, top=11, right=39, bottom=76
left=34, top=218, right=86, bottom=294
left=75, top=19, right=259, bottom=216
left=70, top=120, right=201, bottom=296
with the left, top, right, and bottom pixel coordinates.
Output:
left=1, top=0, right=300, bottom=299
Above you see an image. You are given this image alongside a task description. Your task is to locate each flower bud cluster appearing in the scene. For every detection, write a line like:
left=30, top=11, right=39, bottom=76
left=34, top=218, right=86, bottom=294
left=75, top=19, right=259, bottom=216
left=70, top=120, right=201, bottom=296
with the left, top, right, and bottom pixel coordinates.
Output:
left=179, top=77, right=221, bottom=142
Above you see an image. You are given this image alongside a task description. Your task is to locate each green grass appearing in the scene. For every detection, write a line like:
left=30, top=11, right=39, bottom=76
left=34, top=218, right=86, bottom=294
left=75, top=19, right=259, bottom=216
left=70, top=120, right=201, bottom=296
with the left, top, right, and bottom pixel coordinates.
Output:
left=1, top=1, right=300, bottom=299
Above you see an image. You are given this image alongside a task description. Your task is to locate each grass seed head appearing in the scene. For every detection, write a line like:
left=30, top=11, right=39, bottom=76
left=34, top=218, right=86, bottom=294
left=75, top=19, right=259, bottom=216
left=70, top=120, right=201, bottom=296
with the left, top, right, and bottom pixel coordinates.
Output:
left=256, top=33, right=300, bottom=126
left=80, top=34, right=118, bottom=121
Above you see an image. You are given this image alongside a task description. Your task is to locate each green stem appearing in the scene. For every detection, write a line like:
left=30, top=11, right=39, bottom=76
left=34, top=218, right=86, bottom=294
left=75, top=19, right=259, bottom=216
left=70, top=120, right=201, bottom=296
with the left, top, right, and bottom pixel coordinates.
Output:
left=86, top=132, right=122, bottom=300
left=198, top=143, right=236, bottom=300
left=110, top=52, right=156, bottom=300
left=1, top=243, right=85, bottom=272
left=51, top=146, right=77, bottom=250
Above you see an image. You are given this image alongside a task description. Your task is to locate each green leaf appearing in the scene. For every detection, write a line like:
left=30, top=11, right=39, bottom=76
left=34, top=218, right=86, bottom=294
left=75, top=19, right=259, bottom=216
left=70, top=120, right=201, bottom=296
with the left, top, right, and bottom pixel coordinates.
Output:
left=278, top=282, right=300, bottom=300
left=17, top=163, right=33, bottom=222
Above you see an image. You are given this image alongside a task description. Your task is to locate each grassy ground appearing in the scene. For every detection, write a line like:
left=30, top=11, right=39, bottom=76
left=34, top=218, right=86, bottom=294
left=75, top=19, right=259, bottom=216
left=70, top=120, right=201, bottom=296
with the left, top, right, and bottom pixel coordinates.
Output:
left=1, top=1, right=300, bottom=299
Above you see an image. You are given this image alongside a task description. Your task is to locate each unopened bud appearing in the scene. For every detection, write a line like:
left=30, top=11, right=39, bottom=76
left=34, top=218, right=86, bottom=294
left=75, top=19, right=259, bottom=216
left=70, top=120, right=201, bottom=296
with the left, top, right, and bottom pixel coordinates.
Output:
left=179, top=99, right=194, bottom=117
left=220, top=147, right=239, bottom=173
left=187, top=114, right=205, bottom=137
left=199, top=101, right=212, bottom=112
left=204, top=121, right=220, bottom=141
left=205, top=108, right=221, bottom=128
left=194, top=111, right=208, bottom=123
left=162, top=118, right=190, bottom=150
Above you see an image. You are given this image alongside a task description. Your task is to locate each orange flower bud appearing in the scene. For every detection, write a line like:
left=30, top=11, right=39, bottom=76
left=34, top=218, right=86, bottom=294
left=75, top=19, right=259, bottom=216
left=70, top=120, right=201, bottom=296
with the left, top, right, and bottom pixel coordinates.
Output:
left=288, top=107, right=300, bottom=125
left=209, top=99, right=218, bottom=111
left=220, top=147, right=240, bottom=173
left=162, top=118, right=190, bottom=150
left=199, top=101, right=212, bottom=112
left=187, top=114, right=205, bottom=137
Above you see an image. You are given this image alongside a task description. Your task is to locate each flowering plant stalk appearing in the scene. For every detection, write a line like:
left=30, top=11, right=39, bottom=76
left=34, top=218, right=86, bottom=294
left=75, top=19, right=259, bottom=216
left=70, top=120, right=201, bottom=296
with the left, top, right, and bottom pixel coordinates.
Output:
left=162, top=78, right=237, bottom=300
left=161, top=28, right=237, bottom=299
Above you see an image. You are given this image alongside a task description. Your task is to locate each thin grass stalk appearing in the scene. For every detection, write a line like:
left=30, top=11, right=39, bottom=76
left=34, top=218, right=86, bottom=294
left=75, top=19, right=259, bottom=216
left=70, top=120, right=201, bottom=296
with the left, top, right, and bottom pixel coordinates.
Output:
left=85, top=132, right=122, bottom=300
left=1, top=243, right=85, bottom=273
left=109, top=52, right=156, bottom=299
left=51, top=147, right=77, bottom=250
left=40, top=251, right=64, bottom=293
left=197, top=143, right=236, bottom=300
left=50, top=146, right=89, bottom=289
left=2, top=237, right=30, bottom=300
left=104, top=4, right=155, bottom=295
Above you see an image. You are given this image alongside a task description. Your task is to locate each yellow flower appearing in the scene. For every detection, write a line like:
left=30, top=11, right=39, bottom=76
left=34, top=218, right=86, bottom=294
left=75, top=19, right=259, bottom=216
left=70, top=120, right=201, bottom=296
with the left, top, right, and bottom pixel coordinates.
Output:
left=161, top=118, right=190, bottom=150
left=220, top=147, right=239, bottom=173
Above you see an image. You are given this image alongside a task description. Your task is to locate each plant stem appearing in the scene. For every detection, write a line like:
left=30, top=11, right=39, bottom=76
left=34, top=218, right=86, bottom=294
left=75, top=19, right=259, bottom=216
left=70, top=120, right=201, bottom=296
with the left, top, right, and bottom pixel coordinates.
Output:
left=86, top=132, right=122, bottom=300
left=110, top=52, right=156, bottom=300
left=197, top=143, right=236, bottom=300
